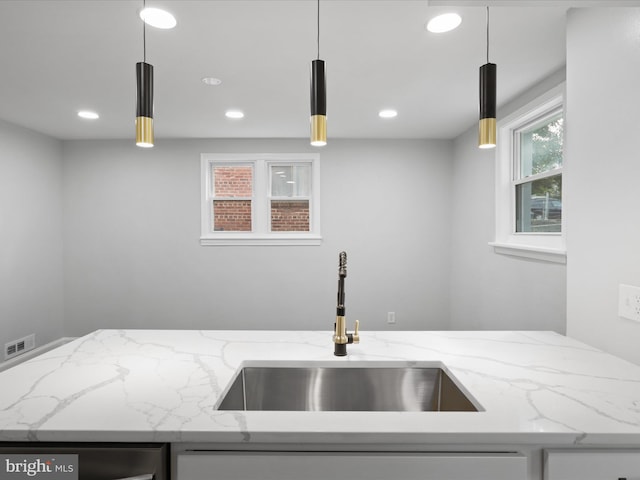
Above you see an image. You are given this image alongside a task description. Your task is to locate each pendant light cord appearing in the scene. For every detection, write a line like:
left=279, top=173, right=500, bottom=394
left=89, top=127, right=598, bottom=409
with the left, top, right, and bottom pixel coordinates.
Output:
left=143, top=0, right=147, bottom=62
left=485, top=6, right=490, bottom=64
left=316, top=0, right=320, bottom=60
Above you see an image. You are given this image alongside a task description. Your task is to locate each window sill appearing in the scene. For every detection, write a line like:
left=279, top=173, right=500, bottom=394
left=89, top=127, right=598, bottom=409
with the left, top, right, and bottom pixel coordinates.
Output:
left=488, top=242, right=566, bottom=264
left=201, top=234, right=322, bottom=246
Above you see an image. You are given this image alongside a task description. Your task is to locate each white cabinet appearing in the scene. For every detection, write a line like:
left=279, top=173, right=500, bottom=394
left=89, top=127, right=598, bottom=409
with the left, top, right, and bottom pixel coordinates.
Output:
left=545, top=449, right=640, bottom=480
left=178, top=451, right=527, bottom=480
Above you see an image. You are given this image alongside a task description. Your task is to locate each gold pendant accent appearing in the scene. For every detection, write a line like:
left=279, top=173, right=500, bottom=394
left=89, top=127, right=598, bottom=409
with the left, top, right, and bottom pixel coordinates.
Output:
left=310, top=115, right=327, bottom=146
left=478, top=117, right=496, bottom=149
left=136, top=116, right=154, bottom=148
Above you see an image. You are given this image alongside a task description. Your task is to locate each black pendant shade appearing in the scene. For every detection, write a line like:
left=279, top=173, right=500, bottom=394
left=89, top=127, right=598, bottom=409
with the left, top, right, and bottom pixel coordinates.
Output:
left=310, top=59, right=326, bottom=146
left=479, top=63, right=496, bottom=121
left=136, top=61, right=154, bottom=148
left=478, top=62, right=497, bottom=149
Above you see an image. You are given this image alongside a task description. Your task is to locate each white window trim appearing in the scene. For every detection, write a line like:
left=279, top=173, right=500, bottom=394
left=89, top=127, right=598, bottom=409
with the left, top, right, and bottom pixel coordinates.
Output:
left=200, top=153, right=322, bottom=246
left=491, top=83, right=566, bottom=264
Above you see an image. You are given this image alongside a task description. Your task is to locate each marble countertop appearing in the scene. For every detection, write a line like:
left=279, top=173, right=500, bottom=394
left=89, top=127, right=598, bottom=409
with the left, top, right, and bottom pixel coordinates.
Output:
left=1, top=329, right=640, bottom=445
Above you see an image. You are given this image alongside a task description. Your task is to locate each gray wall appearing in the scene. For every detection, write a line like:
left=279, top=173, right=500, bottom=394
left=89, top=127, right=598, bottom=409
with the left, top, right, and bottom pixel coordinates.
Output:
left=9, top=5, right=640, bottom=365
left=62, top=138, right=453, bottom=336
left=565, top=8, right=640, bottom=365
left=449, top=70, right=567, bottom=333
left=0, top=17, right=579, bottom=350
left=0, top=119, right=64, bottom=351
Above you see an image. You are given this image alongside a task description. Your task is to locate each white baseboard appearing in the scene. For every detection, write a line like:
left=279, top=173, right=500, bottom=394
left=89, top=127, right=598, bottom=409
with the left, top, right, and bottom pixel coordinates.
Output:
left=0, top=337, right=76, bottom=372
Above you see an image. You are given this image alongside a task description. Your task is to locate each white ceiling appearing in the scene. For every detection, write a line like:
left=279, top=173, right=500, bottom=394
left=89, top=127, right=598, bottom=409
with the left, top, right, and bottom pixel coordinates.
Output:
left=0, top=1, right=629, bottom=142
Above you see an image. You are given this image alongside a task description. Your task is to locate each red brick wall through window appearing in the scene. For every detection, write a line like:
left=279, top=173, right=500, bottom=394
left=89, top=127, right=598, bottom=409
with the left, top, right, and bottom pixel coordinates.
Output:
left=213, top=165, right=253, bottom=231
left=214, top=166, right=252, bottom=197
left=212, top=166, right=310, bottom=232
left=213, top=200, right=251, bottom=231
left=271, top=200, right=310, bottom=232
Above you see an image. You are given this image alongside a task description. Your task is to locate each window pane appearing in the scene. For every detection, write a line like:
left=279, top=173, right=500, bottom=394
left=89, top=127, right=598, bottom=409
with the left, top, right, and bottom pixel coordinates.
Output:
left=271, top=200, right=309, bottom=232
left=212, top=165, right=253, bottom=232
left=516, top=174, right=562, bottom=233
left=518, top=112, right=563, bottom=178
left=213, top=165, right=253, bottom=197
left=213, top=200, right=252, bottom=231
left=271, top=165, right=310, bottom=197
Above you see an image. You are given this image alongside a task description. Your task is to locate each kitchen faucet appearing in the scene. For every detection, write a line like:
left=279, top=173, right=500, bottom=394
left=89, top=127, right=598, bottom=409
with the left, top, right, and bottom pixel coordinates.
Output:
left=333, top=251, right=360, bottom=356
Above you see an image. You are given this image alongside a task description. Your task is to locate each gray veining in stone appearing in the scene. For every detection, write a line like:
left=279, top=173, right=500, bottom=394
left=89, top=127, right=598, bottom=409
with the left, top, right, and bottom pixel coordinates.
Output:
left=1, top=329, right=639, bottom=445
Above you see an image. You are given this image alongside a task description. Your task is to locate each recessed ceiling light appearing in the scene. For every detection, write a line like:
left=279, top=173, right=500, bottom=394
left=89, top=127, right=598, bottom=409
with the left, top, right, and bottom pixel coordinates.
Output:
left=77, top=110, right=99, bottom=120
left=225, top=110, right=244, bottom=119
left=426, top=13, right=462, bottom=33
left=202, top=77, right=222, bottom=86
left=379, top=109, right=398, bottom=119
left=139, top=7, right=177, bottom=29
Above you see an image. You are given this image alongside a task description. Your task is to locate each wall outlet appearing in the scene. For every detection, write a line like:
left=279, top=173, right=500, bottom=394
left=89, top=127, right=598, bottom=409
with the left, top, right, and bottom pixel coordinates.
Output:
left=618, top=284, right=640, bottom=323
left=387, top=312, right=396, bottom=325
left=4, top=334, right=35, bottom=360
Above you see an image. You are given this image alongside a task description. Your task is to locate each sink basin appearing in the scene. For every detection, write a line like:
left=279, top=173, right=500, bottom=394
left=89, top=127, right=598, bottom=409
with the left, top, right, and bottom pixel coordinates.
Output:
left=217, top=365, right=479, bottom=412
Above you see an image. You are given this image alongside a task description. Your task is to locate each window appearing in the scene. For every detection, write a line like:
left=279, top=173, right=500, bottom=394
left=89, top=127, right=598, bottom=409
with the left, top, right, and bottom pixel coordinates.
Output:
left=270, top=164, right=312, bottom=232
left=491, top=84, right=566, bottom=263
left=212, top=164, right=253, bottom=232
left=514, top=110, right=563, bottom=234
left=201, top=153, right=321, bottom=245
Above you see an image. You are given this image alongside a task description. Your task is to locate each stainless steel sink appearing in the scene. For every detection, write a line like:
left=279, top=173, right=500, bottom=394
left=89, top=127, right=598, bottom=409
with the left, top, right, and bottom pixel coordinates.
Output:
left=217, top=365, right=479, bottom=412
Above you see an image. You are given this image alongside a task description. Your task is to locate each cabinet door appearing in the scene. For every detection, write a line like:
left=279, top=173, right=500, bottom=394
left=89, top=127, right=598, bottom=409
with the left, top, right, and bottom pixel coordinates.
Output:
left=178, top=451, right=527, bottom=480
left=545, top=449, right=640, bottom=480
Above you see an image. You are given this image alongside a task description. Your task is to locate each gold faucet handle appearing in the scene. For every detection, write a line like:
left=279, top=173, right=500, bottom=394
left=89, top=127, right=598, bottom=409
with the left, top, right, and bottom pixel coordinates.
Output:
left=352, top=319, right=360, bottom=344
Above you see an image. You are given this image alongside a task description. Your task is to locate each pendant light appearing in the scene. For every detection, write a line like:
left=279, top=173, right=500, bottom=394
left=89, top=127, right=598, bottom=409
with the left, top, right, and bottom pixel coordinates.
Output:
left=136, top=0, right=154, bottom=148
left=310, top=0, right=326, bottom=147
left=479, top=6, right=496, bottom=149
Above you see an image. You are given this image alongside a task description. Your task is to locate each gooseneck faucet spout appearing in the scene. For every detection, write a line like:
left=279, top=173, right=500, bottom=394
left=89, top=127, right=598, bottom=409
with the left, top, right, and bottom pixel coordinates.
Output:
left=333, top=251, right=360, bottom=356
